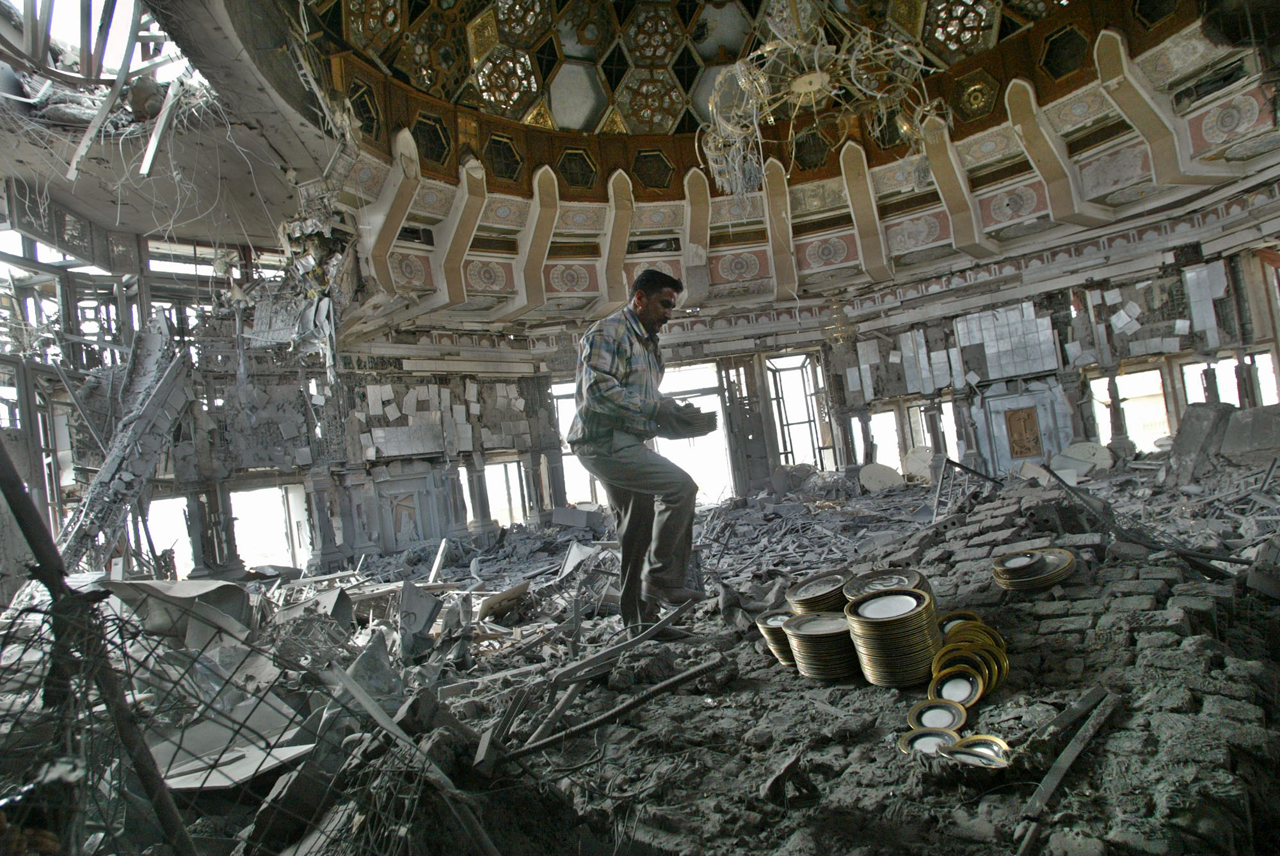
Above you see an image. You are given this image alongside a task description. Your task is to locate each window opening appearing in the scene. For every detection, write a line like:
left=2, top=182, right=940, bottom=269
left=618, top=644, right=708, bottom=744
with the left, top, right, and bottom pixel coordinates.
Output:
left=1182, top=354, right=1279, bottom=408
left=552, top=380, right=600, bottom=505
left=1090, top=370, right=1171, bottom=452
left=766, top=353, right=826, bottom=469
left=651, top=363, right=733, bottom=505
left=869, top=410, right=903, bottom=472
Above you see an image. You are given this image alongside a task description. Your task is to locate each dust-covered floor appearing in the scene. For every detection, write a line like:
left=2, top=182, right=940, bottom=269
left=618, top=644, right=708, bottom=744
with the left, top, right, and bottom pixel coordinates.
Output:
left=444, top=477, right=1280, bottom=856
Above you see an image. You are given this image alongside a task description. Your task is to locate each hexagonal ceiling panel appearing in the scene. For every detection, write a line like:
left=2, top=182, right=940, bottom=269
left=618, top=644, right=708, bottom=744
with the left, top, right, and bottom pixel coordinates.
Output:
left=549, top=61, right=609, bottom=130
left=496, top=0, right=553, bottom=50
left=689, top=63, right=731, bottom=124
left=622, top=3, right=687, bottom=68
left=557, top=0, right=617, bottom=61
left=690, top=1, right=751, bottom=62
left=476, top=45, right=541, bottom=119
left=615, top=68, right=686, bottom=134
left=320, top=0, right=1047, bottom=133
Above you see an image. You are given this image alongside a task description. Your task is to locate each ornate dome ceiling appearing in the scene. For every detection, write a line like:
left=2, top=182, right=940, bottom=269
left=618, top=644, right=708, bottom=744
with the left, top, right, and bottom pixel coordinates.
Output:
left=302, top=0, right=1071, bottom=135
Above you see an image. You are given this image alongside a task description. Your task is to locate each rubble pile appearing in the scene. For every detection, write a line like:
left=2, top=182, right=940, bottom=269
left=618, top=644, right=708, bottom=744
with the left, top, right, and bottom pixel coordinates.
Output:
left=1, top=455, right=1279, bottom=856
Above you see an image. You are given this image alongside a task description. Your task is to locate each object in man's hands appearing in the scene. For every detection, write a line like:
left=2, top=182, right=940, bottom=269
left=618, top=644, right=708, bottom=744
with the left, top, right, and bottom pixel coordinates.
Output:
left=659, top=404, right=718, bottom=439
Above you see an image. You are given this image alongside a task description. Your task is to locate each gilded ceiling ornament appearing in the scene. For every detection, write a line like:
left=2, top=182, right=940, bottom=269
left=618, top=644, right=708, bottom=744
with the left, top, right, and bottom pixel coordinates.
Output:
left=468, top=9, right=502, bottom=65
left=523, top=100, right=557, bottom=129
left=615, top=68, right=685, bottom=135
left=598, top=108, right=630, bottom=134
left=922, top=0, right=1000, bottom=66
left=952, top=68, right=999, bottom=122
left=622, top=3, right=685, bottom=67
left=886, top=0, right=927, bottom=38
left=476, top=46, right=539, bottom=119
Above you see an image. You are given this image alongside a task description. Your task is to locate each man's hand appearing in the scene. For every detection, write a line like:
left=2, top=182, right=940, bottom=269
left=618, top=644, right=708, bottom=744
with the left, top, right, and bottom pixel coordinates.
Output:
left=657, top=398, right=684, bottom=427
left=657, top=399, right=716, bottom=438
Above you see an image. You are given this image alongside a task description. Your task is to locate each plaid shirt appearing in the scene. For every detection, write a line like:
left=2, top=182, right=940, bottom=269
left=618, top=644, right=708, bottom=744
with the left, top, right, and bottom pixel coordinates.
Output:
left=566, top=306, right=665, bottom=451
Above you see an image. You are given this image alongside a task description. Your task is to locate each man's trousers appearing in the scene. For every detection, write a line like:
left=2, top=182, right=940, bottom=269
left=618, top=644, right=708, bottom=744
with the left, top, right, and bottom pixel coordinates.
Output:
left=574, top=431, right=697, bottom=629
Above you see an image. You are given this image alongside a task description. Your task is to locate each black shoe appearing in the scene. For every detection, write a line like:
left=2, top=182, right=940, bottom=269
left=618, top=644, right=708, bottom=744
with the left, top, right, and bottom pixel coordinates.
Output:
left=641, top=580, right=708, bottom=606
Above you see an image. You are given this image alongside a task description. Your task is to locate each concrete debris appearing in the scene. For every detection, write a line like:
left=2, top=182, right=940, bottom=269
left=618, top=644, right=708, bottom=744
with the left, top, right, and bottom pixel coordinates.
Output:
left=3, top=431, right=1280, bottom=855
left=57, top=317, right=193, bottom=573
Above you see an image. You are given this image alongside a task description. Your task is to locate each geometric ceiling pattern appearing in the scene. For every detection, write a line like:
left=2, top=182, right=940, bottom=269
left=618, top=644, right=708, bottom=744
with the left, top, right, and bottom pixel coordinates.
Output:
left=307, top=0, right=1064, bottom=135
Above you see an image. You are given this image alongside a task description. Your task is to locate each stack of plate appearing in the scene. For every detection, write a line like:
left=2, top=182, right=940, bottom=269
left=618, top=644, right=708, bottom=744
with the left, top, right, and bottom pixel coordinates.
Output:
left=992, top=548, right=1076, bottom=591
left=781, top=612, right=862, bottom=679
left=923, top=617, right=1009, bottom=706
left=756, top=609, right=796, bottom=666
left=844, top=587, right=942, bottom=687
left=786, top=572, right=849, bottom=614
left=842, top=568, right=934, bottom=603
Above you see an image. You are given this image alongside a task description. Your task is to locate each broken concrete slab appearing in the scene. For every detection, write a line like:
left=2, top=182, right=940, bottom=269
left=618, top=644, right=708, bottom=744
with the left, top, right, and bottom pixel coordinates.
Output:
left=1170, top=402, right=1236, bottom=485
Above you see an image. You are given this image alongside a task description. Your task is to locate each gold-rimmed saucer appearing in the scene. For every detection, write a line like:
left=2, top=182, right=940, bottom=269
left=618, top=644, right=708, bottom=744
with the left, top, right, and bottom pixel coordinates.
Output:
left=786, top=572, right=850, bottom=614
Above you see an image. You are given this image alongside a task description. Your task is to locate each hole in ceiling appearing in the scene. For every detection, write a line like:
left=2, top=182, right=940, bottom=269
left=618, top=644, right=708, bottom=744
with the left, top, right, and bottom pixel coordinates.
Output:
left=1040, top=26, right=1089, bottom=80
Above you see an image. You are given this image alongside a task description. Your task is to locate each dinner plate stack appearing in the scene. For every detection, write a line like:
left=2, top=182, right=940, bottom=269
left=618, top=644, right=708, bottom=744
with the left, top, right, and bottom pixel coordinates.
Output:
left=843, top=568, right=934, bottom=603
left=786, top=572, right=849, bottom=614
left=781, top=612, right=862, bottom=679
left=991, top=548, right=1076, bottom=591
left=755, top=609, right=796, bottom=666
left=844, top=587, right=942, bottom=687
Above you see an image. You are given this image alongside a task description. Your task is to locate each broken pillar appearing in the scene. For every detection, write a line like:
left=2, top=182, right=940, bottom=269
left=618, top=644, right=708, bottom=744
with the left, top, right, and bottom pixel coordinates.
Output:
left=923, top=398, right=946, bottom=484
left=1104, top=371, right=1138, bottom=460
left=950, top=392, right=987, bottom=475
left=1057, top=368, right=1096, bottom=445
left=464, top=451, right=499, bottom=539
left=1171, top=402, right=1236, bottom=485
left=1235, top=350, right=1261, bottom=410
left=305, top=469, right=346, bottom=575
left=518, top=452, right=545, bottom=523
left=543, top=445, right=568, bottom=509
left=213, top=484, right=246, bottom=576
left=444, top=464, right=470, bottom=537
left=854, top=408, right=875, bottom=465
left=185, top=492, right=212, bottom=579
left=1198, top=359, right=1221, bottom=405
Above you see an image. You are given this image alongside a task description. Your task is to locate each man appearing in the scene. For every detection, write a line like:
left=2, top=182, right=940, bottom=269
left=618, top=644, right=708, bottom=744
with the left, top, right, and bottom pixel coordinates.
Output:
left=567, top=269, right=706, bottom=633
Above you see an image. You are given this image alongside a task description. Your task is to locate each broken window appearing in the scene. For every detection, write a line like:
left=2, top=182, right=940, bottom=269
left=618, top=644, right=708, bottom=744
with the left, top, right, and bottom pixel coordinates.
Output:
left=1182, top=353, right=1280, bottom=408
left=651, top=363, right=732, bottom=504
left=1089, top=370, right=1171, bottom=452
left=853, top=410, right=903, bottom=471
left=0, top=365, right=19, bottom=428
left=142, top=495, right=194, bottom=578
left=230, top=488, right=304, bottom=570
left=766, top=353, right=833, bottom=470
left=486, top=460, right=527, bottom=527
left=551, top=381, right=600, bottom=505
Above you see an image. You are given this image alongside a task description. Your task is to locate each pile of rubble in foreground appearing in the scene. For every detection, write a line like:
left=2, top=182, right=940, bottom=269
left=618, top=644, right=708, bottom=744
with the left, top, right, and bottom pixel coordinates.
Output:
left=2, top=454, right=1279, bottom=856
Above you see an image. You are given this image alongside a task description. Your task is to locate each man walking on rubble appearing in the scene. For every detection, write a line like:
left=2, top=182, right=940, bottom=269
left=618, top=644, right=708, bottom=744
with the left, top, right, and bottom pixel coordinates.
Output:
left=567, top=269, right=707, bottom=635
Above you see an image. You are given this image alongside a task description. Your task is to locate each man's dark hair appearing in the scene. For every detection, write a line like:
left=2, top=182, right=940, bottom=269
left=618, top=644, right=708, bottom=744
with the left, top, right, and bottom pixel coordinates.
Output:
left=632, top=269, right=683, bottom=298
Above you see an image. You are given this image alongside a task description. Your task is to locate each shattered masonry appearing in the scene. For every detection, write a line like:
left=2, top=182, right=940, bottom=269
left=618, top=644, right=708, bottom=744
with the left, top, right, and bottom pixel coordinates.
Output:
left=0, top=0, right=1279, bottom=854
